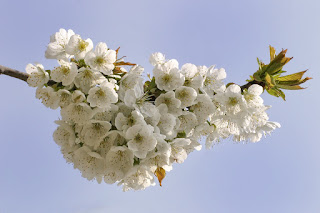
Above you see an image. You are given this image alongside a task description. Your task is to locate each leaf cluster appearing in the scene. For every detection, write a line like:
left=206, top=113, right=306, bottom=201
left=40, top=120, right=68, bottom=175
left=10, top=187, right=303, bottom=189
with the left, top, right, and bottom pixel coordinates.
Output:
left=250, top=46, right=311, bottom=100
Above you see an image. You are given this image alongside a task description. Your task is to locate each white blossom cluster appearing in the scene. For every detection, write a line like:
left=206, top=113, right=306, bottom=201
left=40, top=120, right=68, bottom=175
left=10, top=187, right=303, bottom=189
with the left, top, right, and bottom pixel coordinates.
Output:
left=26, top=29, right=280, bottom=191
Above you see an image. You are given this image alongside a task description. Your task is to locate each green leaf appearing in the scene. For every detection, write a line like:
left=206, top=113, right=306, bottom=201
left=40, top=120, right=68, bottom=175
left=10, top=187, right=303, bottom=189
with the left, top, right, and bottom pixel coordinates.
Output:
left=247, top=46, right=311, bottom=101
left=277, top=84, right=305, bottom=90
left=253, top=71, right=262, bottom=81
left=264, top=49, right=292, bottom=75
left=269, top=45, right=276, bottom=61
left=266, top=87, right=286, bottom=100
left=277, top=70, right=307, bottom=82
left=265, top=73, right=275, bottom=88
left=278, top=89, right=286, bottom=100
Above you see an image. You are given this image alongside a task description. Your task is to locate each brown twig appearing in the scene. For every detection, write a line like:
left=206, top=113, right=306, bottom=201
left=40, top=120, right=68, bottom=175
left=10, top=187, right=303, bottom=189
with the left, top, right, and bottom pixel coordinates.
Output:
left=0, top=65, right=29, bottom=82
left=240, top=80, right=265, bottom=91
left=0, top=65, right=56, bottom=86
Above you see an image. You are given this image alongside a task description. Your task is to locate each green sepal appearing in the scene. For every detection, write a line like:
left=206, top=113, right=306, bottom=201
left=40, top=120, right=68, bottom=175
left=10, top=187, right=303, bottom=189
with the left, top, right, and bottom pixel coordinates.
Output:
left=77, top=59, right=87, bottom=68
left=177, top=131, right=186, bottom=138
left=226, top=82, right=235, bottom=88
left=133, top=157, right=140, bottom=165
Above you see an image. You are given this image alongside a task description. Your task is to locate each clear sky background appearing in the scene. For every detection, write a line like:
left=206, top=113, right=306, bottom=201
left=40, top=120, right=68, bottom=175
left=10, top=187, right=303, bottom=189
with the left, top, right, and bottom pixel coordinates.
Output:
left=0, top=0, right=319, bottom=212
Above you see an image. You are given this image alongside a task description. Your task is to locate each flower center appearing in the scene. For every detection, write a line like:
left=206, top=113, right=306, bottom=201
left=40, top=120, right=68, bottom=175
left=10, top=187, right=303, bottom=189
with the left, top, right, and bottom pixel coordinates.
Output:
left=61, top=66, right=70, bottom=75
left=96, top=89, right=106, bottom=97
left=228, top=97, right=239, bottom=106
left=204, top=77, right=214, bottom=86
left=95, top=56, right=106, bottom=65
left=78, top=40, right=88, bottom=52
left=128, top=117, right=135, bottom=125
left=178, top=90, right=188, bottom=98
left=134, top=133, right=143, bottom=142
left=61, top=93, right=69, bottom=101
left=162, top=74, right=171, bottom=83
left=164, top=98, right=171, bottom=105
left=93, top=123, right=102, bottom=130
left=83, top=69, right=93, bottom=78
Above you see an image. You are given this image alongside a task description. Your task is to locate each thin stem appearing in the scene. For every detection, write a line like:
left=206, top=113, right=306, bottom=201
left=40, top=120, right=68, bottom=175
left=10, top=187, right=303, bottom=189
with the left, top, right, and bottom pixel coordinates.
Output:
left=0, top=65, right=56, bottom=85
left=240, top=80, right=265, bottom=91
left=0, top=65, right=29, bottom=82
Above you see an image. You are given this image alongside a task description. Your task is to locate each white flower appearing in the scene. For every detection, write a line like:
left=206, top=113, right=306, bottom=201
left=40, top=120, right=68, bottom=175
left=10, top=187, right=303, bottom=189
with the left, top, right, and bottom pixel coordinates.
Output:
left=197, top=65, right=209, bottom=76
left=153, top=59, right=184, bottom=91
left=45, top=28, right=75, bottom=60
left=242, top=106, right=269, bottom=133
left=50, top=60, right=78, bottom=86
left=53, top=120, right=78, bottom=163
left=115, top=110, right=146, bottom=131
left=120, top=166, right=155, bottom=191
left=119, top=65, right=144, bottom=101
left=202, top=66, right=226, bottom=94
left=93, top=104, right=119, bottom=122
left=95, top=132, right=118, bottom=159
left=84, top=42, right=116, bottom=75
left=184, top=137, right=202, bottom=154
left=178, top=111, right=198, bottom=134
left=181, top=63, right=197, bottom=79
left=105, top=146, right=134, bottom=176
left=234, top=121, right=281, bottom=143
left=36, top=86, right=59, bottom=109
left=123, top=85, right=144, bottom=108
left=142, top=135, right=171, bottom=172
left=73, top=146, right=105, bottom=182
left=26, top=63, right=49, bottom=87
left=190, top=94, right=215, bottom=123
left=157, top=104, right=178, bottom=139
left=125, top=124, right=157, bottom=158
left=53, top=120, right=76, bottom=147
left=57, top=89, right=72, bottom=107
left=80, top=120, right=112, bottom=149
left=104, top=169, right=124, bottom=184
left=181, top=64, right=206, bottom=90
left=149, top=52, right=165, bottom=66
left=244, top=84, right=264, bottom=108
left=65, top=34, right=93, bottom=60
left=100, top=130, right=126, bottom=149
left=74, top=67, right=104, bottom=94
left=175, top=86, right=197, bottom=108
left=87, top=81, right=118, bottom=108
left=215, top=84, right=247, bottom=115
left=71, top=90, right=86, bottom=103
left=155, top=91, right=181, bottom=115
left=138, top=102, right=161, bottom=127
left=169, top=138, right=191, bottom=164
left=60, top=103, right=93, bottom=124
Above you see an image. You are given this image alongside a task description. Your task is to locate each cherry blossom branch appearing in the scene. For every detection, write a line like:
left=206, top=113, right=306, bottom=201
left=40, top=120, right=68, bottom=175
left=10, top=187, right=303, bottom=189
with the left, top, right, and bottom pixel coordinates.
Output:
left=0, top=65, right=29, bottom=82
left=1, top=64, right=266, bottom=91
left=0, top=65, right=56, bottom=86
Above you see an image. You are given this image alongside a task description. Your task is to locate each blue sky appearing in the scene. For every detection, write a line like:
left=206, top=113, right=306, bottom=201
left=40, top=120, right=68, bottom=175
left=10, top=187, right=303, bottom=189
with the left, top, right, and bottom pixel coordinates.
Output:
left=0, top=0, right=319, bottom=212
